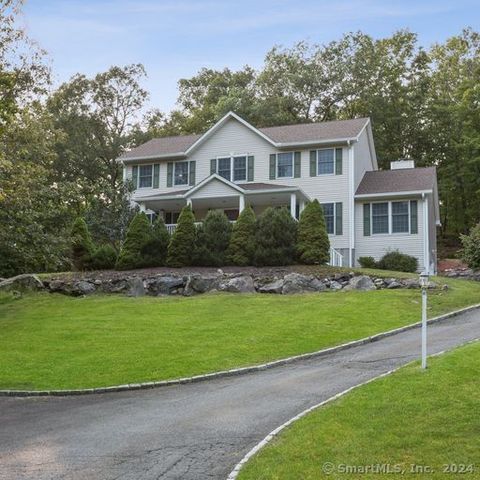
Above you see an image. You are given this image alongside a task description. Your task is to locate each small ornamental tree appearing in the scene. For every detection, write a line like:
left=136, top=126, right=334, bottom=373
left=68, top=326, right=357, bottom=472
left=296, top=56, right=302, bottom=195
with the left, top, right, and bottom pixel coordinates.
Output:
left=254, top=207, right=297, bottom=266
left=142, top=216, right=170, bottom=267
left=70, top=217, right=95, bottom=270
left=115, top=212, right=152, bottom=270
left=296, top=199, right=330, bottom=264
left=167, top=204, right=196, bottom=267
left=228, top=206, right=256, bottom=266
left=202, top=210, right=232, bottom=266
left=461, top=223, right=480, bottom=269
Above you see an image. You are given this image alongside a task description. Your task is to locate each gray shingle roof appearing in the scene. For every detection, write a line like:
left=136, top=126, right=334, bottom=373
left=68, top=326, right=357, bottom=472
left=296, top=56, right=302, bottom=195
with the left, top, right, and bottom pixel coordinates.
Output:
left=119, top=116, right=369, bottom=160
left=241, top=182, right=292, bottom=191
left=119, top=134, right=201, bottom=159
left=356, top=167, right=437, bottom=195
left=260, top=118, right=369, bottom=144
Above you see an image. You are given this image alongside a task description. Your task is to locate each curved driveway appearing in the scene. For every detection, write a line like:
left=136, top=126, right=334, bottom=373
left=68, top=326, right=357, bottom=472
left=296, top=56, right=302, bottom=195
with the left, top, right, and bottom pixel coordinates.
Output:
left=1, top=310, right=479, bottom=480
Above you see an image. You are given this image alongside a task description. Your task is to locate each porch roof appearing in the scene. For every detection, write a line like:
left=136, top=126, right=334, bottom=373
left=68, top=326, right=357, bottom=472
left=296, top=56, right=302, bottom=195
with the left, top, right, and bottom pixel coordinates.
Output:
left=133, top=175, right=309, bottom=202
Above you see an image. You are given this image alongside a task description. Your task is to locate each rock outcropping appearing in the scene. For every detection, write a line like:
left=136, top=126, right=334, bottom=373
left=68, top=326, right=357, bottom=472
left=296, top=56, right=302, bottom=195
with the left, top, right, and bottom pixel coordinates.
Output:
left=26, top=271, right=442, bottom=297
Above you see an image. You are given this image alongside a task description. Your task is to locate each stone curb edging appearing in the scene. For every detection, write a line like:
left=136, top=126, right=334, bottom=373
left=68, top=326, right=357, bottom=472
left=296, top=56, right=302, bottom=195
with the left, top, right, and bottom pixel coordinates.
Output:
left=226, top=337, right=480, bottom=480
left=1, top=303, right=479, bottom=398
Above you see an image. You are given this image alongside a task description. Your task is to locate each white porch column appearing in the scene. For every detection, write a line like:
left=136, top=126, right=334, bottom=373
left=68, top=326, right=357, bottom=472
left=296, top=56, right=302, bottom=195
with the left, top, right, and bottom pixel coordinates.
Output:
left=139, top=203, right=146, bottom=212
left=290, top=193, right=297, bottom=219
left=299, top=200, right=306, bottom=214
left=239, top=194, right=245, bottom=213
left=186, top=198, right=192, bottom=207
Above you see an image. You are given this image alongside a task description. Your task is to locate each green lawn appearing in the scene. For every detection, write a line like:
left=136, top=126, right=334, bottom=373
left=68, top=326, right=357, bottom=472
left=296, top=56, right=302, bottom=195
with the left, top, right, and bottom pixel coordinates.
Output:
left=0, top=275, right=479, bottom=390
left=238, top=341, right=480, bottom=480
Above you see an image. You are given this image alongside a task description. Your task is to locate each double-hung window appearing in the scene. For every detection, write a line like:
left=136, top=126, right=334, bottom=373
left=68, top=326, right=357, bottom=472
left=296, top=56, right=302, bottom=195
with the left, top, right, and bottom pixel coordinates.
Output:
left=233, top=156, right=247, bottom=181
left=371, top=202, right=389, bottom=234
left=174, top=161, right=189, bottom=186
left=365, top=201, right=417, bottom=236
left=277, top=152, right=293, bottom=178
left=317, top=149, right=334, bottom=175
left=216, top=155, right=247, bottom=182
left=217, top=157, right=231, bottom=180
left=322, top=203, right=335, bottom=234
left=391, top=201, right=409, bottom=233
left=138, top=165, right=153, bottom=188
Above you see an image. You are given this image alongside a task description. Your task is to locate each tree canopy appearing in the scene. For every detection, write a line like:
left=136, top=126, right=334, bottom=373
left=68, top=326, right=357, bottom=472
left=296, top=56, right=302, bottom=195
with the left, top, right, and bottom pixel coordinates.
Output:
left=0, top=2, right=479, bottom=276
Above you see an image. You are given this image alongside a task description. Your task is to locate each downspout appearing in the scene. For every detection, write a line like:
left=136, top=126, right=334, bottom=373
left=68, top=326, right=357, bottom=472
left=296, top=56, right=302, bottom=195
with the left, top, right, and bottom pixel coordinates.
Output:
left=348, top=140, right=355, bottom=268
left=422, top=192, right=430, bottom=274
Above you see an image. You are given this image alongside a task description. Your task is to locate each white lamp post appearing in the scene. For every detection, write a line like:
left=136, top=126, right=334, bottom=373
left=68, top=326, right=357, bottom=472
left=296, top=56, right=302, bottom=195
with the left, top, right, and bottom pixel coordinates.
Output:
left=419, top=272, right=429, bottom=369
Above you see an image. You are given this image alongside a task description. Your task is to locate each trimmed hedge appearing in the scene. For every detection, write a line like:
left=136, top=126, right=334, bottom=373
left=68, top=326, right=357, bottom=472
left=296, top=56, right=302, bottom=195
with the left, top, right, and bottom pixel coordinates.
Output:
left=377, top=251, right=418, bottom=272
left=228, top=206, right=256, bottom=266
left=115, top=212, right=152, bottom=270
left=254, top=207, right=297, bottom=266
left=296, top=199, right=330, bottom=264
left=358, top=256, right=377, bottom=269
left=193, top=210, right=232, bottom=266
left=91, top=244, right=117, bottom=270
left=142, top=216, right=170, bottom=267
left=167, top=205, right=196, bottom=267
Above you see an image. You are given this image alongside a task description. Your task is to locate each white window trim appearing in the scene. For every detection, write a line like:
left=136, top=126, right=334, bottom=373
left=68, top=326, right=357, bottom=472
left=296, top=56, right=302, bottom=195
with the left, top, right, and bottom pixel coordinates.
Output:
left=215, top=154, right=249, bottom=183
left=174, top=161, right=189, bottom=186
left=276, top=151, right=295, bottom=179
left=321, top=202, right=339, bottom=236
left=137, top=163, right=154, bottom=189
left=370, top=200, right=412, bottom=236
left=316, top=147, right=335, bottom=176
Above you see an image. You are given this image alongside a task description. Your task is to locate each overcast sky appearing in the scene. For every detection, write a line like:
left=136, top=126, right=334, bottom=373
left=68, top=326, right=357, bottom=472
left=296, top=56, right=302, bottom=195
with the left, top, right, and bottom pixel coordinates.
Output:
left=21, top=0, right=479, bottom=113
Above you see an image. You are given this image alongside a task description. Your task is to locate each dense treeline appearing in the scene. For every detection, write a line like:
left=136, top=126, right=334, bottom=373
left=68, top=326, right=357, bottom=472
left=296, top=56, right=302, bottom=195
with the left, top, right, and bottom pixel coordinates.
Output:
left=1, top=0, right=479, bottom=276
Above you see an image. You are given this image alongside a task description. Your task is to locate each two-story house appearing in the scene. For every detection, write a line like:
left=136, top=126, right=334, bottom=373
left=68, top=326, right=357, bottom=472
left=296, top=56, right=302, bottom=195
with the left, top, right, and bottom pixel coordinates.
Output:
left=118, top=112, right=439, bottom=273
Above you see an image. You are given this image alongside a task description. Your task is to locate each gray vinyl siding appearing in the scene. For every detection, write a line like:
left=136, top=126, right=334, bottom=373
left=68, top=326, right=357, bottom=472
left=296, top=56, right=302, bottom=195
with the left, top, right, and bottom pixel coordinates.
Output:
left=353, top=128, right=374, bottom=190
left=354, top=198, right=425, bottom=271
left=189, top=180, right=240, bottom=199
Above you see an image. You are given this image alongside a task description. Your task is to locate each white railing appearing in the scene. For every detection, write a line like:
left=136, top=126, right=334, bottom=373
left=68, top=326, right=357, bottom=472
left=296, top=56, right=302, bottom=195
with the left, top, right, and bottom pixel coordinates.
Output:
left=328, top=247, right=344, bottom=267
left=166, top=224, right=177, bottom=234
left=166, top=221, right=235, bottom=235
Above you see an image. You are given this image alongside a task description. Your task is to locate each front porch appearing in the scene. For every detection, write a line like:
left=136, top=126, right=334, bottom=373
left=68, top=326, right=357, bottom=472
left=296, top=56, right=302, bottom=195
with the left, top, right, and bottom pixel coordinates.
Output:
left=134, top=174, right=309, bottom=225
left=132, top=174, right=345, bottom=267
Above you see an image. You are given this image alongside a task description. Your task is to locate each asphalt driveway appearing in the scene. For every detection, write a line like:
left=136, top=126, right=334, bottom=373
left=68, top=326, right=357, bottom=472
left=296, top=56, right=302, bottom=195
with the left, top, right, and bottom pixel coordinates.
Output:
left=0, top=309, right=479, bottom=480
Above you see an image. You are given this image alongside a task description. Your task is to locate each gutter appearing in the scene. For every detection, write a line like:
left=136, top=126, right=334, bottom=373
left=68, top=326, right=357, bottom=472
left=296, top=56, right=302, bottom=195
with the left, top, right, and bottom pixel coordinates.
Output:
left=355, top=190, right=433, bottom=199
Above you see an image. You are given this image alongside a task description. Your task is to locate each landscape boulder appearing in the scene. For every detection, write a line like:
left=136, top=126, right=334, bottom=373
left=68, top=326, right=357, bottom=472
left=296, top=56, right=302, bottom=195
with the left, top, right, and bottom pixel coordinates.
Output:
left=282, top=273, right=326, bottom=294
left=71, top=280, right=96, bottom=296
left=146, top=275, right=184, bottom=295
left=184, top=274, right=220, bottom=295
left=219, top=275, right=255, bottom=293
left=258, top=278, right=284, bottom=294
left=127, top=277, right=145, bottom=297
left=346, top=275, right=375, bottom=291
left=0, top=274, right=44, bottom=292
